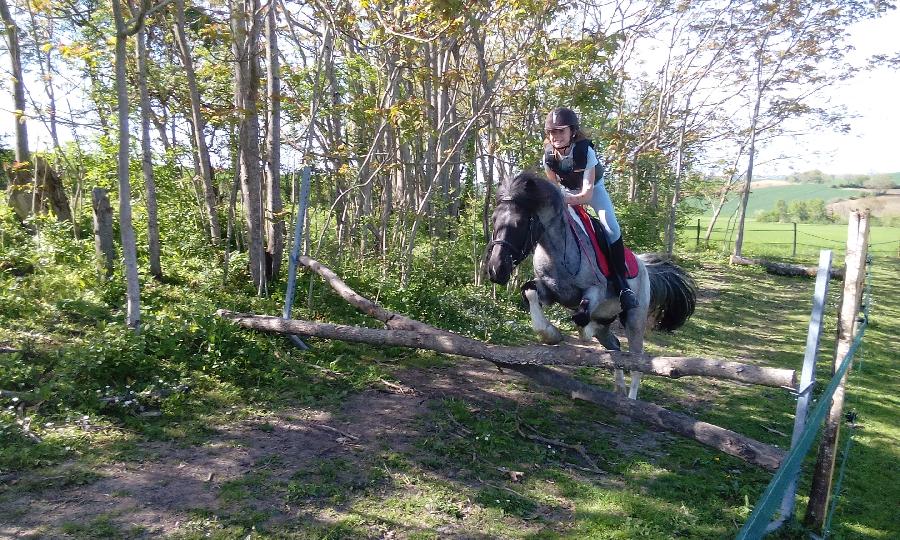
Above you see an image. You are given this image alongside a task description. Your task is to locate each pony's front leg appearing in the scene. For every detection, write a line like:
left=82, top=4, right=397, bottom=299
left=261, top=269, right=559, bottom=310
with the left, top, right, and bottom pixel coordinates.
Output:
left=571, top=286, right=603, bottom=327
left=522, top=284, right=562, bottom=345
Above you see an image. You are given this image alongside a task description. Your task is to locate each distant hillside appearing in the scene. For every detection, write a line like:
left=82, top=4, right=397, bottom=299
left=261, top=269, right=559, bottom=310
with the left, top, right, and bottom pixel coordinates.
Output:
left=700, top=184, right=863, bottom=218
left=785, top=170, right=900, bottom=189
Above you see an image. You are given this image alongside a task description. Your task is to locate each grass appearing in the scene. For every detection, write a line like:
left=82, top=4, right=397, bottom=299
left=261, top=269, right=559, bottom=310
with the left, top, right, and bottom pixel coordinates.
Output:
left=678, top=218, right=900, bottom=260
left=1, top=204, right=897, bottom=538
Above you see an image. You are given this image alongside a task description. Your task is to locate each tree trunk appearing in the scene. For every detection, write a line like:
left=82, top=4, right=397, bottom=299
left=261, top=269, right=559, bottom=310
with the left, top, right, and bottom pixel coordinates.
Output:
left=730, top=255, right=845, bottom=280
left=92, top=187, right=115, bottom=279
left=112, top=0, right=141, bottom=330
left=219, top=310, right=796, bottom=389
left=264, top=3, right=284, bottom=281
left=35, top=156, right=72, bottom=221
left=665, top=99, right=689, bottom=254
left=1, top=0, right=34, bottom=220
left=174, top=0, right=221, bottom=244
left=136, top=22, right=162, bottom=278
left=733, top=54, right=764, bottom=259
left=231, top=0, right=265, bottom=293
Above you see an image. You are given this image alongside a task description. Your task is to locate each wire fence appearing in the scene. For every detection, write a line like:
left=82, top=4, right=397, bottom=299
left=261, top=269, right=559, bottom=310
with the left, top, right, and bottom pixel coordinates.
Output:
left=735, top=255, right=872, bottom=539
left=680, top=221, right=900, bottom=258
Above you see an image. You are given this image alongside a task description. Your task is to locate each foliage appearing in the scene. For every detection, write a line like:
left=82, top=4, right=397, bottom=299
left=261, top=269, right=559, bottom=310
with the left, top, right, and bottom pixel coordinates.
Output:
left=0, top=142, right=12, bottom=190
left=756, top=198, right=834, bottom=224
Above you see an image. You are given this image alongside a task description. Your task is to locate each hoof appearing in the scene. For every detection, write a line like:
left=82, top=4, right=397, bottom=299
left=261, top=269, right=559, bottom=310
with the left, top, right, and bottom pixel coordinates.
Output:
left=619, top=289, right=638, bottom=311
left=538, top=327, right=563, bottom=345
left=571, top=310, right=590, bottom=327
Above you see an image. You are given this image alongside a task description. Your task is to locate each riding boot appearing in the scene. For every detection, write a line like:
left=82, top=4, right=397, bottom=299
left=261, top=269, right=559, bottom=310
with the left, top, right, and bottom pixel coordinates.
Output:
left=609, top=237, right=639, bottom=312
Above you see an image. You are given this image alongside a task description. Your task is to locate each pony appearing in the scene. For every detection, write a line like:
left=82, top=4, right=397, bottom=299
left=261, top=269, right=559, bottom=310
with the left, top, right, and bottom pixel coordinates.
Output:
left=485, top=171, right=696, bottom=399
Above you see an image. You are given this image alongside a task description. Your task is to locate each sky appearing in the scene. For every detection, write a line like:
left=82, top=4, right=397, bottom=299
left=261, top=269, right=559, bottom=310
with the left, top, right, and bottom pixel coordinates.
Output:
left=630, top=7, right=900, bottom=177
left=1, top=6, right=899, bottom=177
left=756, top=8, right=900, bottom=176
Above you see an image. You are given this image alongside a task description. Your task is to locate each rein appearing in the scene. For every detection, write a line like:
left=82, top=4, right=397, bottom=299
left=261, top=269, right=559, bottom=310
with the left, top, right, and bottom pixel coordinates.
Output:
left=564, top=207, right=606, bottom=283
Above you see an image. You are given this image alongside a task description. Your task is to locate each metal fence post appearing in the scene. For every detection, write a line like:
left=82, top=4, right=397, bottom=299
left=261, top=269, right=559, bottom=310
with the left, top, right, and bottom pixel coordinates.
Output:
left=282, top=167, right=313, bottom=350
left=767, top=249, right=833, bottom=532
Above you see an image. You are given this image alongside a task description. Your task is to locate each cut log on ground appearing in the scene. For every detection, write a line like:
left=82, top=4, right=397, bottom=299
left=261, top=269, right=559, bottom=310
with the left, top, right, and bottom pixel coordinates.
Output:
left=731, top=255, right=844, bottom=280
left=506, top=365, right=784, bottom=471
left=0, top=389, right=36, bottom=402
left=217, top=311, right=796, bottom=389
left=214, top=256, right=789, bottom=470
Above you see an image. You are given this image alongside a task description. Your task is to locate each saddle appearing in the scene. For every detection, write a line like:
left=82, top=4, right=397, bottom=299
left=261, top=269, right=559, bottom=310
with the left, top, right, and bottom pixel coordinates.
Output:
left=567, top=206, right=638, bottom=279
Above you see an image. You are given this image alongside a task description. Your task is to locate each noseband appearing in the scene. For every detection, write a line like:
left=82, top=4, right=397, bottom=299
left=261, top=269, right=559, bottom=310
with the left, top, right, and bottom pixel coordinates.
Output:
left=488, top=197, right=539, bottom=266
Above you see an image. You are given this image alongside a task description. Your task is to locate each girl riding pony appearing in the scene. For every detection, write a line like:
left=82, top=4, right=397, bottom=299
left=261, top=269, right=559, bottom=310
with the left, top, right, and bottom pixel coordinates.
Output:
left=542, top=106, right=638, bottom=313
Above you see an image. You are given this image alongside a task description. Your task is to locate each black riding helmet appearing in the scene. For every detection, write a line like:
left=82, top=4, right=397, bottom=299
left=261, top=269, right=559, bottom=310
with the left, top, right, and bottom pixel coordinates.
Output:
left=545, top=107, right=579, bottom=132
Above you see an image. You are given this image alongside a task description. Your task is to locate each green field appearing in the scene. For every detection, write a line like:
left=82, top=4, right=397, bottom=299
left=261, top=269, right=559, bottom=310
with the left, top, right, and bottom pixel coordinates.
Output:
left=678, top=219, right=900, bottom=261
left=698, top=184, right=864, bottom=219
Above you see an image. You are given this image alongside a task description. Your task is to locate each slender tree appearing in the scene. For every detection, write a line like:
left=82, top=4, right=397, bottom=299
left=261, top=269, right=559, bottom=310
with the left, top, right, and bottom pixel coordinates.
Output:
left=110, top=0, right=142, bottom=328
left=1, top=0, right=33, bottom=220
left=134, top=14, right=162, bottom=278
left=231, top=0, right=265, bottom=292
left=173, top=0, right=221, bottom=244
left=264, top=1, right=284, bottom=280
left=728, top=0, right=889, bottom=258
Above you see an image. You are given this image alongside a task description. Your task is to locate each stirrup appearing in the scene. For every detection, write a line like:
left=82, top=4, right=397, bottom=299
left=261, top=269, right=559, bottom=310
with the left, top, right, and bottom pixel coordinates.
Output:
left=619, top=288, right=638, bottom=311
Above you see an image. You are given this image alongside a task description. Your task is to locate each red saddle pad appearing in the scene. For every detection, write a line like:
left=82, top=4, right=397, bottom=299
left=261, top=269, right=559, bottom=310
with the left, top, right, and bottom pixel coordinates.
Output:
left=571, top=205, right=638, bottom=279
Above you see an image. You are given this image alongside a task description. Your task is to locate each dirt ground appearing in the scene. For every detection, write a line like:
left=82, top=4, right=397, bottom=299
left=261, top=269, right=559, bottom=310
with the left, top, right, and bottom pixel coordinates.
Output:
left=1, top=358, right=651, bottom=539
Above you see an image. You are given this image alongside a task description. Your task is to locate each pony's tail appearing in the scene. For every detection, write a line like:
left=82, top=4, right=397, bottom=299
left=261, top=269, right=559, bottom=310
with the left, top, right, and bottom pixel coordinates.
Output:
left=640, top=254, right=697, bottom=332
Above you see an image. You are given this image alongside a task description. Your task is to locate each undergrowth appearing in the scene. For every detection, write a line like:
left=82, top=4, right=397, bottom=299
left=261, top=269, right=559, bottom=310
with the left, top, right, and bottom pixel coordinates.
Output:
left=1, top=195, right=897, bottom=539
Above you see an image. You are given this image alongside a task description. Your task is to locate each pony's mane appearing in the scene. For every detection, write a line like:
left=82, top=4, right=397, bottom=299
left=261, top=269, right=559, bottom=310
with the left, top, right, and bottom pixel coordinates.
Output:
left=499, top=171, right=564, bottom=212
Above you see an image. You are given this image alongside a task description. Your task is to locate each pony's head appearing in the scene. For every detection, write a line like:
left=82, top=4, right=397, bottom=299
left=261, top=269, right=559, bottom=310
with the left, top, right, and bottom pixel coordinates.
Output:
left=485, top=172, right=555, bottom=284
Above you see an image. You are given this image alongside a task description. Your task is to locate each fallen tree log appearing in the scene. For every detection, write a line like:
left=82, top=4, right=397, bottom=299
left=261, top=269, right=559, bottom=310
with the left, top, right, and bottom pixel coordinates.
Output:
left=505, top=365, right=784, bottom=471
left=731, top=255, right=844, bottom=280
left=217, top=311, right=796, bottom=389
left=214, top=255, right=789, bottom=470
left=0, top=389, right=37, bottom=402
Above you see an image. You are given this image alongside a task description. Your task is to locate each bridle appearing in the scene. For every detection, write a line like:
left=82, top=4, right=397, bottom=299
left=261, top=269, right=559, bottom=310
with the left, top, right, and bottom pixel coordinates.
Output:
left=487, top=197, right=539, bottom=266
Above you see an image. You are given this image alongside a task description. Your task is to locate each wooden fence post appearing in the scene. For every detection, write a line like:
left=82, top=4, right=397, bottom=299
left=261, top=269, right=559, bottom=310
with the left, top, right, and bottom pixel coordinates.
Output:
left=696, top=219, right=700, bottom=248
left=804, top=210, right=870, bottom=532
left=792, top=222, right=797, bottom=257
left=92, top=187, right=115, bottom=279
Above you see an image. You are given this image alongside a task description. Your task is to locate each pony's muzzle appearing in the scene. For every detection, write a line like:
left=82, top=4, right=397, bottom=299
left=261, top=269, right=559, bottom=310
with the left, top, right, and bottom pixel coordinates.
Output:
left=487, top=261, right=511, bottom=285
left=486, top=248, right=512, bottom=285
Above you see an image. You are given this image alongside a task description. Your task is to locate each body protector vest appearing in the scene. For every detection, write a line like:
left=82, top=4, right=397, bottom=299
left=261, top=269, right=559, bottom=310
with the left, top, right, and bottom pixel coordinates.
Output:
left=544, top=139, right=603, bottom=191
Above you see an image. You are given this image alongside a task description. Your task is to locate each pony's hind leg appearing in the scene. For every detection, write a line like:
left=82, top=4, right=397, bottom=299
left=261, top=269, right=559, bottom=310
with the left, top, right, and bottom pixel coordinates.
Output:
left=614, top=369, right=628, bottom=396
left=584, top=322, right=628, bottom=396
left=523, top=286, right=563, bottom=345
left=621, top=305, right=648, bottom=400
